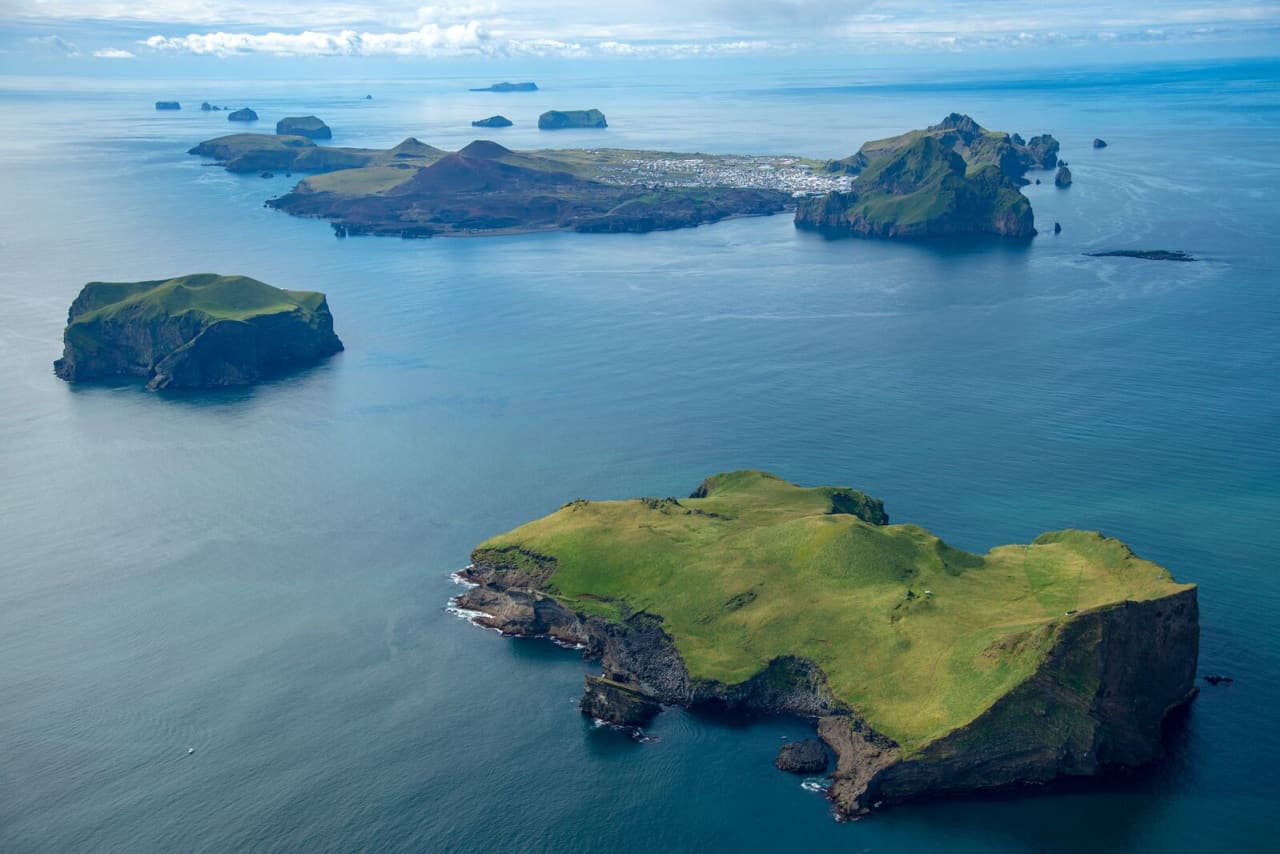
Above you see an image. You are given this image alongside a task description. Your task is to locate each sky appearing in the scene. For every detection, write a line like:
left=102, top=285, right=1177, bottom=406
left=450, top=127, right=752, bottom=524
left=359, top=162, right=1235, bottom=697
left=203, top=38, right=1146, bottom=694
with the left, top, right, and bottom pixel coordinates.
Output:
left=2, top=0, right=1279, bottom=70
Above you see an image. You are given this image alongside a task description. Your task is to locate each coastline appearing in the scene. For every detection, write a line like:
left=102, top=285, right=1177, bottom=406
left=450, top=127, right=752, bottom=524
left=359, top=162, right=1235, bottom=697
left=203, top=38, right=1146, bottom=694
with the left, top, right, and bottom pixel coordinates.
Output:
left=450, top=559, right=1199, bottom=820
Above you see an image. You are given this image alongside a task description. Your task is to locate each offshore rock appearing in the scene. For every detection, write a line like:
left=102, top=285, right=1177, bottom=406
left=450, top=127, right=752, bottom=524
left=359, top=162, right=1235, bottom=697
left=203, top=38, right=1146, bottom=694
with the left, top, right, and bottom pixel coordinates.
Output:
left=1055, top=164, right=1073, bottom=187
left=276, top=115, right=332, bottom=139
left=776, top=739, right=829, bottom=773
left=472, top=81, right=537, bottom=92
left=580, top=676, right=661, bottom=727
left=228, top=108, right=258, bottom=122
left=53, top=273, right=343, bottom=390
left=538, top=109, right=607, bottom=130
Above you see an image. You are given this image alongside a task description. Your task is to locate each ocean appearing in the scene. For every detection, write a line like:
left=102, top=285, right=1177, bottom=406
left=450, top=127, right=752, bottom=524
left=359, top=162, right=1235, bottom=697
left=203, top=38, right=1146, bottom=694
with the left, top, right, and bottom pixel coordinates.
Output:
left=1, top=58, right=1277, bottom=852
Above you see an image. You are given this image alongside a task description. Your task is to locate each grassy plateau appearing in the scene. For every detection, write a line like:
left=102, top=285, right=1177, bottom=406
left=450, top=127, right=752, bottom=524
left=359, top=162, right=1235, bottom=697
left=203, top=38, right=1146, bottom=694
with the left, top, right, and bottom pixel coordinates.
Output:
left=475, top=471, right=1192, bottom=753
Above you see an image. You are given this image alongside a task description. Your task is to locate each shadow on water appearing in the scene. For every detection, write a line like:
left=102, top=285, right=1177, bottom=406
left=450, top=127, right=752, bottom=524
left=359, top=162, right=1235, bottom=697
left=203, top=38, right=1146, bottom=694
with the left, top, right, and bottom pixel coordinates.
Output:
left=793, top=223, right=1038, bottom=259
left=877, top=699, right=1201, bottom=852
left=60, top=355, right=343, bottom=408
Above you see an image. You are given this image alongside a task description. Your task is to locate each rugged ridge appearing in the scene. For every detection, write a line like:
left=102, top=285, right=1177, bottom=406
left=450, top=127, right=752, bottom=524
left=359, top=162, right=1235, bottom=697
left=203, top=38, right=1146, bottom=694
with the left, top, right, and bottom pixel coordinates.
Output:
left=797, top=134, right=1036, bottom=239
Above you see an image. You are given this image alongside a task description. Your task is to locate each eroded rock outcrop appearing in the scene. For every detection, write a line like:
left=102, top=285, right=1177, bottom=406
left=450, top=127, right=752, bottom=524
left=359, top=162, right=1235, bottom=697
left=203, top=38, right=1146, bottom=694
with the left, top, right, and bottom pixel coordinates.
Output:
left=776, top=739, right=829, bottom=773
left=276, top=115, right=332, bottom=139
left=581, top=677, right=661, bottom=727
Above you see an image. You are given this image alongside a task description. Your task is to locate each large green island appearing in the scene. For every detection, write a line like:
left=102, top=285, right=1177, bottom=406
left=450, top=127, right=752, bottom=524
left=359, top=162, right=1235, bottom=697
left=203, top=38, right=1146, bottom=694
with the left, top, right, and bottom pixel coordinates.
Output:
left=190, top=134, right=839, bottom=237
left=54, top=273, right=343, bottom=389
left=796, top=114, right=1058, bottom=239
left=456, top=471, right=1198, bottom=818
left=187, top=114, right=1056, bottom=240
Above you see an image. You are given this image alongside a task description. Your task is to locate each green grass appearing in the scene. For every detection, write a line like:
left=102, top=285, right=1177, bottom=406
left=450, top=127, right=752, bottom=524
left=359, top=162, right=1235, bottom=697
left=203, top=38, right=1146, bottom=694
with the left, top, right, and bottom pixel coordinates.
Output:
left=68, top=274, right=323, bottom=328
left=476, top=470, right=1192, bottom=752
left=299, top=166, right=420, bottom=196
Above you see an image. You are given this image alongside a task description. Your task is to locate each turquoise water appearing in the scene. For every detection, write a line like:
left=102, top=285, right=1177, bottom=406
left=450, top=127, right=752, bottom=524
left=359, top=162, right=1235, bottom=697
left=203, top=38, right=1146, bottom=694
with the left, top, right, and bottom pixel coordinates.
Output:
left=1, top=59, right=1278, bottom=851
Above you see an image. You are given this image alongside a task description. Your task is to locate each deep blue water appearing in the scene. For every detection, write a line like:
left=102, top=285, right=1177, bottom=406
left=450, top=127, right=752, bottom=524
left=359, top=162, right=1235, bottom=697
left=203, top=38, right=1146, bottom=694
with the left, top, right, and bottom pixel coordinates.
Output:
left=1, top=59, right=1278, bottom=852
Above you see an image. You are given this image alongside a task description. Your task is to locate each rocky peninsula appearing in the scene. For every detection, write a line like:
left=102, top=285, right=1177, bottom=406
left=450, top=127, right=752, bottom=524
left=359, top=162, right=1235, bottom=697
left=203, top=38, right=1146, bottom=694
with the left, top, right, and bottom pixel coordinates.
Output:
left=455, top=470, right=1199, bottom=819
left=261, top=139, right=794, bottom=237
left=797, top=115, right=1056, bottom=239
left=54, top=273, right=343, bottom=389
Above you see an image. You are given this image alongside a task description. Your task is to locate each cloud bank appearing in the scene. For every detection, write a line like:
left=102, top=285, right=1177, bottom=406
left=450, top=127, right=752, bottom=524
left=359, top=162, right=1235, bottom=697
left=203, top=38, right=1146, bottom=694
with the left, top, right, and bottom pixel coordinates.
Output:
left=11, top=1, right=1280, bottom=59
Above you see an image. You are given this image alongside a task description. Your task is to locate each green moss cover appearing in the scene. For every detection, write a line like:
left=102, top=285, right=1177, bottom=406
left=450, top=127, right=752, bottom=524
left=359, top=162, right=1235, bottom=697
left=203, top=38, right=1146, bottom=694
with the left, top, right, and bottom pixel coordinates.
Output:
left=65, top=273, right=323, bottom=333
left=475, top=471, right=1192, bottom=752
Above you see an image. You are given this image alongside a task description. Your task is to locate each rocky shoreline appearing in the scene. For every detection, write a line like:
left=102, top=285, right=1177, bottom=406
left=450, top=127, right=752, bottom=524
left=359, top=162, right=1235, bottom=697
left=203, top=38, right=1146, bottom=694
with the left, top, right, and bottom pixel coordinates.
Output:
left=451, top=555, right=1199, bottom=820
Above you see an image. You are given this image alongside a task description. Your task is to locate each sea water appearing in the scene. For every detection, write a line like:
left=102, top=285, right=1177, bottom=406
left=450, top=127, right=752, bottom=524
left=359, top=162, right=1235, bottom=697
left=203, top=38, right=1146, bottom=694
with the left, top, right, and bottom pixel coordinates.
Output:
left=0, top=59, right=1277, bottom=852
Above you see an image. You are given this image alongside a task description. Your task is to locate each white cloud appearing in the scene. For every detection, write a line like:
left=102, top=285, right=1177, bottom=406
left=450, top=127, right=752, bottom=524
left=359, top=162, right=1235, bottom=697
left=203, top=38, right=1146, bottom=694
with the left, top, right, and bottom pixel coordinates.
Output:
left=92, top=47, right=136, bottom=57
left=141, top=22, right=493, bottom=57
left=136, top=25, right=780, bottom=59
left=12, top=1, right=1280, bottom=58
left=25, top=34, right=80, bottom=55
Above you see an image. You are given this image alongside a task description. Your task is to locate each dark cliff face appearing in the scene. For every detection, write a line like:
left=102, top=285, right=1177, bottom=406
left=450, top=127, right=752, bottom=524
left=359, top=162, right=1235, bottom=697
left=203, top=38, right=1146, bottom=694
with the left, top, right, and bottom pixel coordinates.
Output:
left=147, top=305, right=344, bottom=389
left=459, top=558, right=1198, bottom=819
left=458, top=560, right=842, bottom=719
left=824, top=588, right=1200, bottom=817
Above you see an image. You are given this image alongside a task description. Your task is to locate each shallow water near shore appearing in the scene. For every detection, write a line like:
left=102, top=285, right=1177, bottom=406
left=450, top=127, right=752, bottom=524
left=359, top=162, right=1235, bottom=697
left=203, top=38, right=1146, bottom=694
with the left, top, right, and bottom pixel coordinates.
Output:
left=1, top=59, right=1278, bottom=852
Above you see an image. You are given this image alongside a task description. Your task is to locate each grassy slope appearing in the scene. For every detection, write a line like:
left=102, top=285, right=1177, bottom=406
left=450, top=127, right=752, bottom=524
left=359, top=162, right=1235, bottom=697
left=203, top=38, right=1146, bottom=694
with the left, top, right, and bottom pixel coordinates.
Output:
left=68, top=274, right=322, bottom=334
left=476, top=470, right=1191, bottom=752
left=293, top=146, right=826, bottom=198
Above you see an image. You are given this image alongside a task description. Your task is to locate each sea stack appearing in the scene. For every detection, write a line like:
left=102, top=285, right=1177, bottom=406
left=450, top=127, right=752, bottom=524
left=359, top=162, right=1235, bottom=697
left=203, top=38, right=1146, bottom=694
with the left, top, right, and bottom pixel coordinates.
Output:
left=538, top=109, right=607, bottom=130
left=54, top=273, right=343, bottom=389
left=1055, top=164, right=1073, bottom=187
left=276, top=115, right=332, bottom=139
left=228, top=108, right=258, bottom=122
